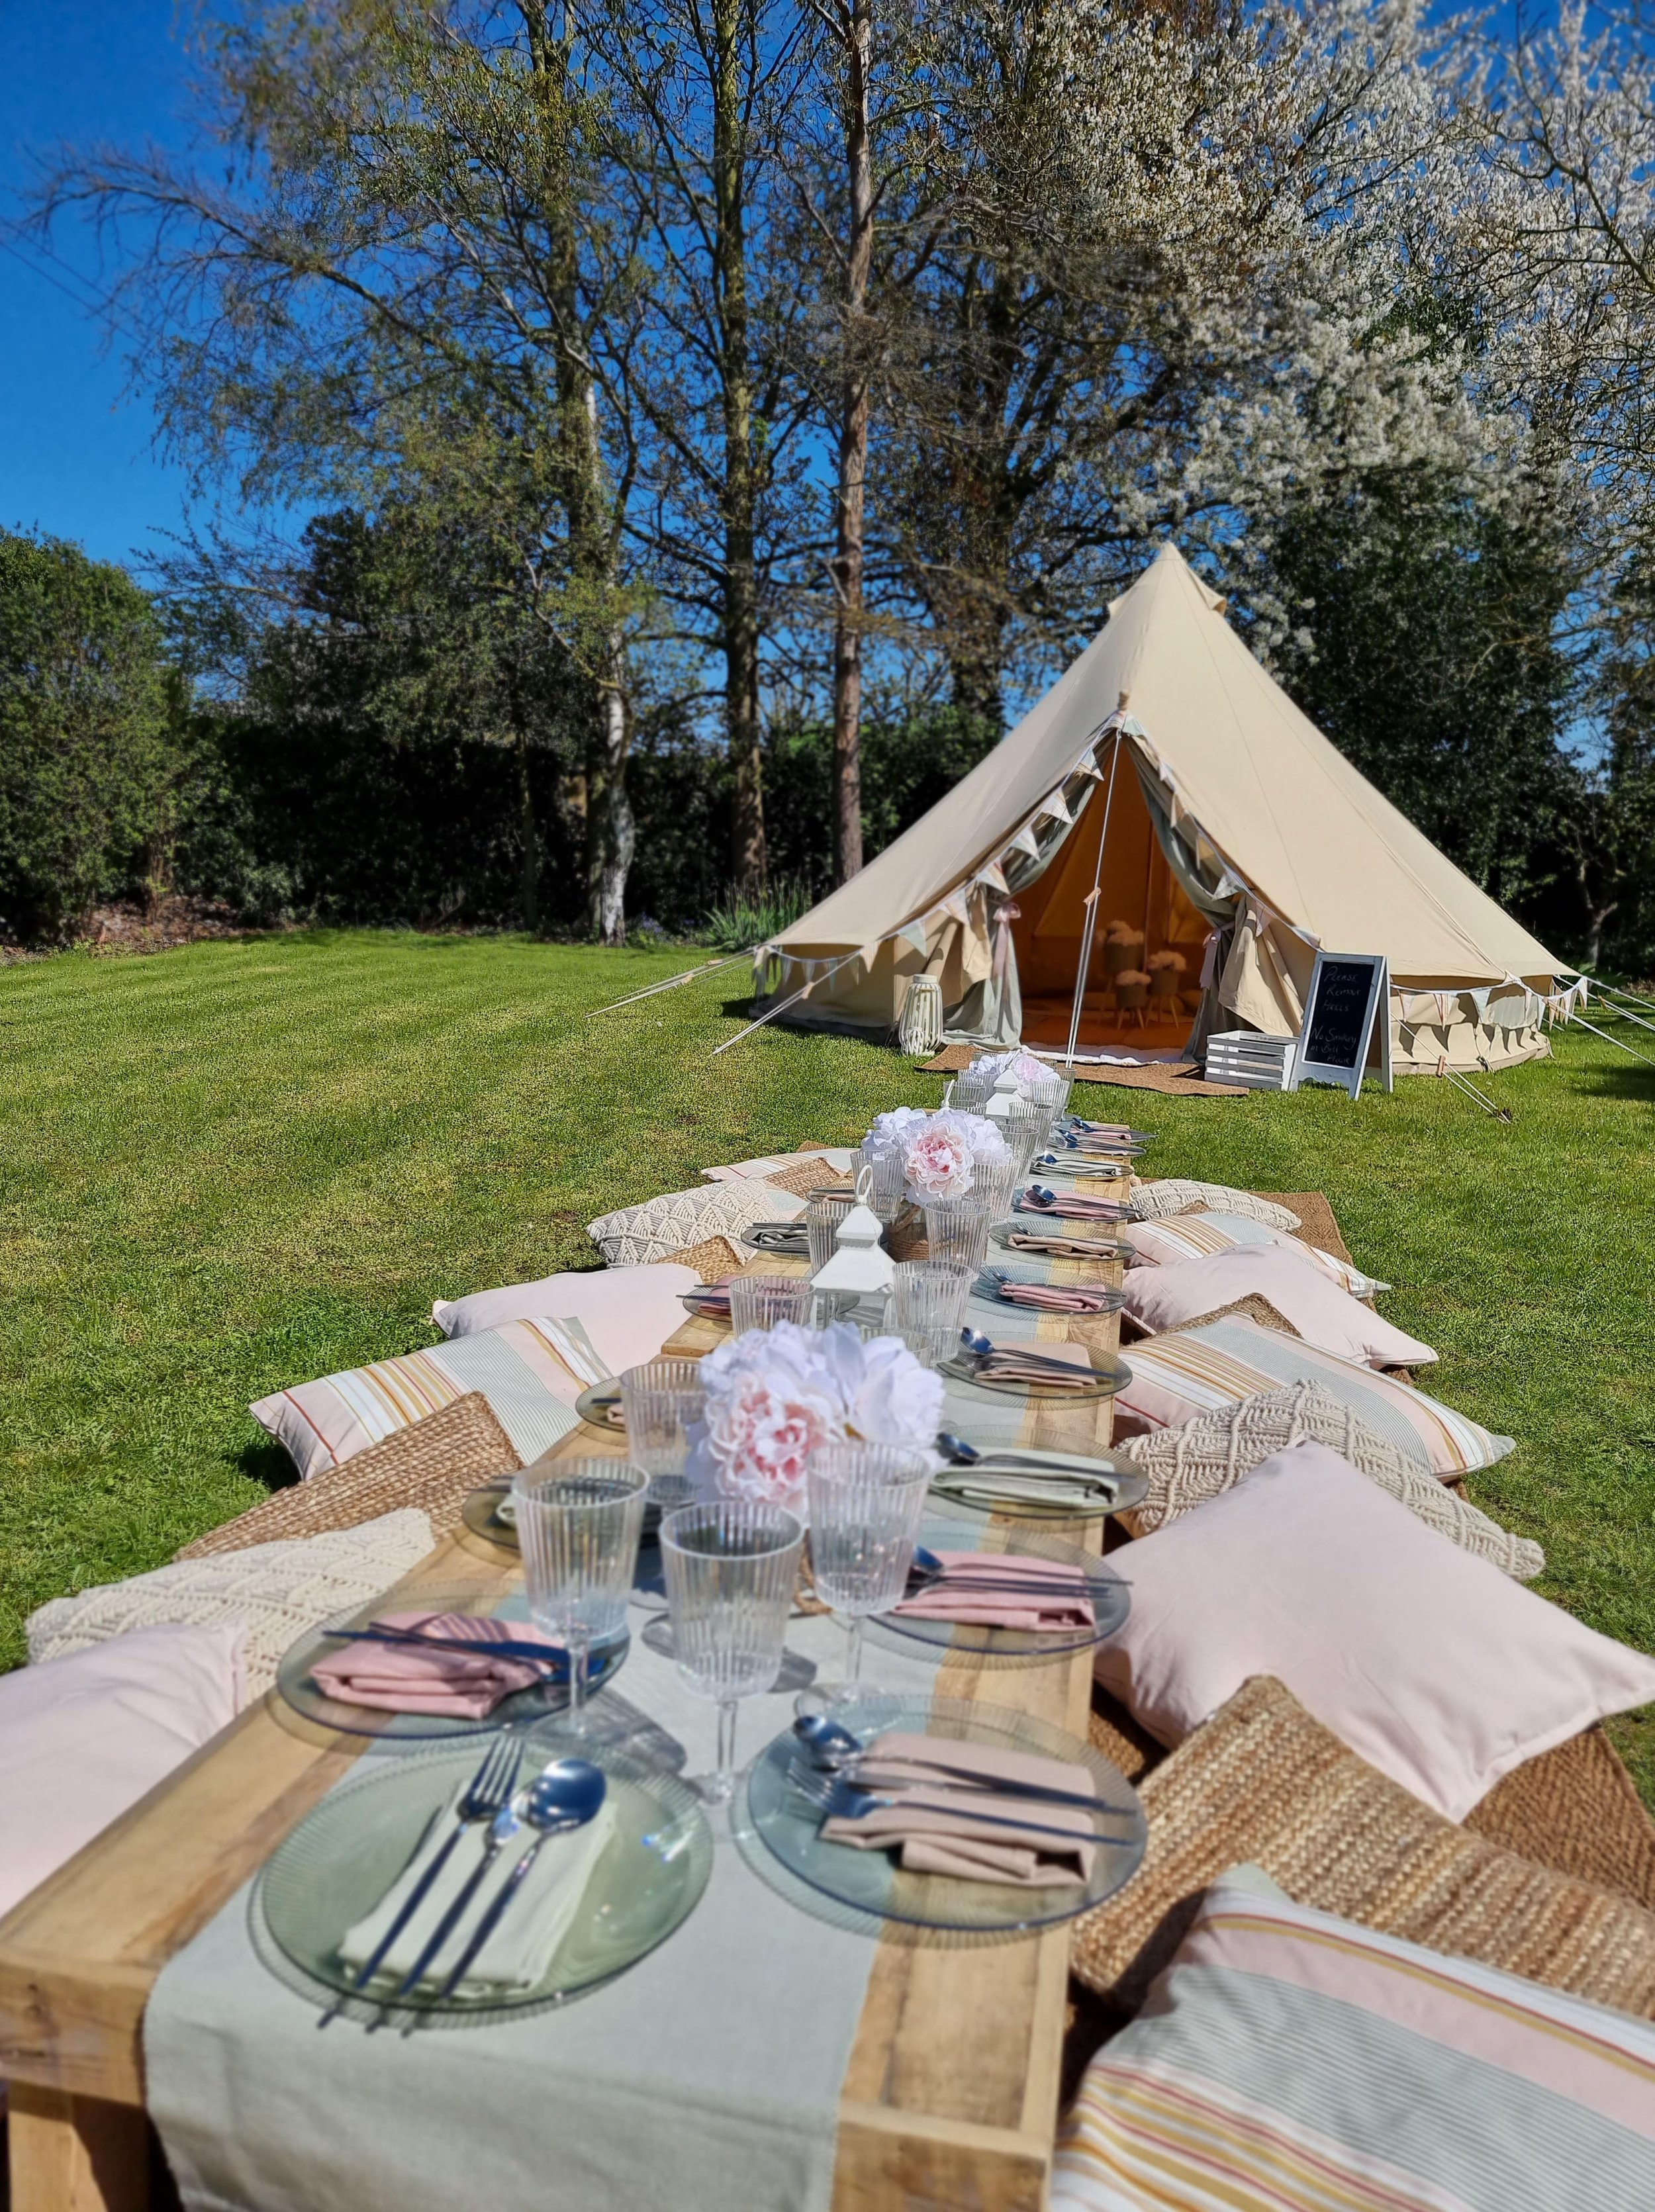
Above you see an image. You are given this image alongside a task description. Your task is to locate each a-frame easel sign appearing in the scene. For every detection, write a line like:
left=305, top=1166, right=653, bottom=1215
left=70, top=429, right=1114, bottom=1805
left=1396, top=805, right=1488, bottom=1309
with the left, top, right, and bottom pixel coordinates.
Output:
left=1290, top=952, right=1394, bottom=1098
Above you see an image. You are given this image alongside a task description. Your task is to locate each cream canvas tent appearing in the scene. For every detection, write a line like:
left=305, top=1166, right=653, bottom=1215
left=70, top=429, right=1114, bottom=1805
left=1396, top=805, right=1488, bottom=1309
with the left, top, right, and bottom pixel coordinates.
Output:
left=758, top=543, right=1577, bottom=1074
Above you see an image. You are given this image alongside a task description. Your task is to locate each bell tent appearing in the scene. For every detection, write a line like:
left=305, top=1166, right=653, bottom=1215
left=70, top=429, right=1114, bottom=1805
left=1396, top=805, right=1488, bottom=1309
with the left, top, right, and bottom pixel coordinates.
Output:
left=757, top=543, right=1572, bottom=1073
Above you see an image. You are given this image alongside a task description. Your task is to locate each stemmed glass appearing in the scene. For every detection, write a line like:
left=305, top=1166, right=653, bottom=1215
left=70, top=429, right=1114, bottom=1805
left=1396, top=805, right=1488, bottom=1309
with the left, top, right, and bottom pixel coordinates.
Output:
left=659, top=1500, right=805, bottom=1803
left=806, top=1444, right=933, bottom=1684
left=512, top=1461, right=649, bottom=1733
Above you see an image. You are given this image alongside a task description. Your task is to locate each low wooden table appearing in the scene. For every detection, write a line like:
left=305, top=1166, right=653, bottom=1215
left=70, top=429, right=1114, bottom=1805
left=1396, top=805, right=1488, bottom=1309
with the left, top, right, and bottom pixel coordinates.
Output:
left=0, top=1183, right=1128, bottom=2212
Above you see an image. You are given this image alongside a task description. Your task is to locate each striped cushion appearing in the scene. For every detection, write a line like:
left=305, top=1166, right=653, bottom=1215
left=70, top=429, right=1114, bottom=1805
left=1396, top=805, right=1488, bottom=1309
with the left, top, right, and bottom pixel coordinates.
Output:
left=1125, top=1210, right=1388, bottom=1301
left=1054, top=1868, right=1655, bottom=2210
left=1114, top=1315, right=1513, bottom=1477
left=250, top=1316, right=602, bottom=1481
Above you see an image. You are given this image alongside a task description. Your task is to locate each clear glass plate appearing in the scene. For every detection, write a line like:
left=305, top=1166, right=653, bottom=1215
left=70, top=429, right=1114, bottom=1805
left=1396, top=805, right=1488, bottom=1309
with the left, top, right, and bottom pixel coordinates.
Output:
left=937, top=1347, right=1131, bottom=1401
left=256, top=1737, right=712, bottom=2021
left=990, top=1219, right=1135, bottom=1265
left=275, top=1584, right=630, bottom=1741
left=972, top=1264, right=1128, bottom=1316
left=747, top=1690, right=1145, bottom=1932
left=873, top=1520, right=1129, bottom=1659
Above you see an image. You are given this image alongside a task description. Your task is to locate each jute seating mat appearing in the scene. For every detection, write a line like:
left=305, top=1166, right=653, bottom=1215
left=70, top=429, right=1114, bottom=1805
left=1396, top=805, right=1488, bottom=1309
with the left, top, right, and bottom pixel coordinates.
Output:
left=763, top=1158, right=855, bottom=1199
left=659, top=1235, right=745, bottom=1281
left=1120, top=1292, right=1299, bottom=1345
left=1075, top=1676, right=1655, bottom=2019
left=1256, top=1191, right=1353, bottom=1267
left=176, top=1393, right=522, bottom=1559
left=1466, top=1722, right=1655, bottom=1911
left=920, top=1045, right=1247, bottom=1098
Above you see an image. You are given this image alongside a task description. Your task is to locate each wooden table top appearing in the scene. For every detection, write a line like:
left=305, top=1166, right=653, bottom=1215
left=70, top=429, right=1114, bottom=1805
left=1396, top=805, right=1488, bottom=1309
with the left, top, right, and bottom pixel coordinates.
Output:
left=0, top=1174, right=1129, bottom=2212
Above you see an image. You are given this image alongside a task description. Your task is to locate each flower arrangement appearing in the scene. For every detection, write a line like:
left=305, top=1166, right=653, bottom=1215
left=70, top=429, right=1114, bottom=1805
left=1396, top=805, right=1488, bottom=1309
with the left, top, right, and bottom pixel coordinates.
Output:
left=970, top=1046, right=1053, bottom=1091
left=863, top=1105, right=1010, bottom=1206
left=686, top=1320, right=942, bottom=1516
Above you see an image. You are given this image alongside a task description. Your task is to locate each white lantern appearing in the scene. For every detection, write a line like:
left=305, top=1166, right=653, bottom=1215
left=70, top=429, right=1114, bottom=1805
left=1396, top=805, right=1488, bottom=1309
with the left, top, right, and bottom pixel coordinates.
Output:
left=984, top=1069, right=1023, bottom=1126
left=810, top=1171, right=896, bottom=1327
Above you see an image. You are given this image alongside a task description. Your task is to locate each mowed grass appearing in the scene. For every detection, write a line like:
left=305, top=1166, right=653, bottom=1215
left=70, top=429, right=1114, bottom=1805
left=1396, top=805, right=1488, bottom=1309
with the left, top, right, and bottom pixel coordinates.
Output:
left=1, top=930, right=1652, bottom=1799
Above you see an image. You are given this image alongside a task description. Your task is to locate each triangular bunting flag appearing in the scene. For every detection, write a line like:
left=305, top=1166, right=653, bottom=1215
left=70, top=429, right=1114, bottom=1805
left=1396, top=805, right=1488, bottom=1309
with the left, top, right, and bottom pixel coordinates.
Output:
left=1035, top=791, right=1072, bottom=825
left=898, top=918, right=930, bottom=954
left=1007, top=823, right=1042, bottom=860
left=973, top=859, right=1010, bottom=895
left=939, top=892, right=970, bottom=927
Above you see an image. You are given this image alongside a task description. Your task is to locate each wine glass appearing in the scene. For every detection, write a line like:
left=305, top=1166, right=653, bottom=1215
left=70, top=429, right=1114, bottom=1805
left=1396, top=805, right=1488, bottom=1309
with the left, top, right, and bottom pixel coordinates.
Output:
left=659, top=1500, right=804, bottom=1803
left=512, top=1461, right=648, bottom=1733
left=806, top=1443, right=932, bottom=1683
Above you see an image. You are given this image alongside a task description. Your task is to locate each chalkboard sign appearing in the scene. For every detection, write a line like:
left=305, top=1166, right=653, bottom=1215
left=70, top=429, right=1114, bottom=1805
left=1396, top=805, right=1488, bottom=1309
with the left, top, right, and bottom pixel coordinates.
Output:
left=1291, top=952, right=1392, bottom=1097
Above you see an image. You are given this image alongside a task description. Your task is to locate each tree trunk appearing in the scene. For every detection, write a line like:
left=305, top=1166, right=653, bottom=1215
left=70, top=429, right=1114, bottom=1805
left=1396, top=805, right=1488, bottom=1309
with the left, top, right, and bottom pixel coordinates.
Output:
left=585, top=641, right=634, bottom=945
left=829, top=0, right=874, bottom=885
left=517, top=734, right=542, bottom=931
left=713, top=0, right=766, bottom=886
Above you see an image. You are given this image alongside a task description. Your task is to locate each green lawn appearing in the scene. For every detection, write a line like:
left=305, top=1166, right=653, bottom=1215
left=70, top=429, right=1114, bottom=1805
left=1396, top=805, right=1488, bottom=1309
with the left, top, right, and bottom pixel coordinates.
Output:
left=3, top=929, right=1653, bottom=1798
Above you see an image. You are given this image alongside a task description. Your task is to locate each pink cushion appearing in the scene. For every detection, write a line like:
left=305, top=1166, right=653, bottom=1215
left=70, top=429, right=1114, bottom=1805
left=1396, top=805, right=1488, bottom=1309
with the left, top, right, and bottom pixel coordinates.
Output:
left=1094, top=1442, right=1655, bottom=1819
left=0, top=1624, right=242, bottom=1918
left=431, top=1265, right=695, bottom=1369
left=1122, top=1244, right=1437, bottom=1368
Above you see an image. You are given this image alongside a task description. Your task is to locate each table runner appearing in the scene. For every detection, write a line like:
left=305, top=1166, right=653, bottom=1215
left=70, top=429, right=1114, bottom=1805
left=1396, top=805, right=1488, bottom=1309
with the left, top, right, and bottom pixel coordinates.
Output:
left=145, top=1587, right=946, bottom=2212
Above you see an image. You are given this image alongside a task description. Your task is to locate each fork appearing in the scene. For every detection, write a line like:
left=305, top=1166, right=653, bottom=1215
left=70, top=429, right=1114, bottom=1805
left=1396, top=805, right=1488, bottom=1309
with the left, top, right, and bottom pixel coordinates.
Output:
left=791, top=1748, right=1131, bottom=1819
left=328, top=1733, right=524, bottom=2018
left=790, top=1766, right=1135, bottom=1843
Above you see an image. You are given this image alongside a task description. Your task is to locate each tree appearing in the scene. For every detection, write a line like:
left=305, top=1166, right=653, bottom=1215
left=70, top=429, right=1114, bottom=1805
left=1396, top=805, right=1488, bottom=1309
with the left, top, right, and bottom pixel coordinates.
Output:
left=0, top=531, right=175, bottom=941
left=1563, top=545, right=1655, bottom=971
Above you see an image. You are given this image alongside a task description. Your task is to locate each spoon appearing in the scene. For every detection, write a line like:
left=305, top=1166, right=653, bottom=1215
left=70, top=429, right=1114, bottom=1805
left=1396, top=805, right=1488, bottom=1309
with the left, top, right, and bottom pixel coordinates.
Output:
left=391, top=1757, right=606, bottom=2004
left=934, top=1431, right=1129, bottom=1483
left=790, top=1715, right=1132, bottom=1822
left=903, top=1542, right=1118, bottom=1600
left=956, top=1326, right=1104, bottom=1379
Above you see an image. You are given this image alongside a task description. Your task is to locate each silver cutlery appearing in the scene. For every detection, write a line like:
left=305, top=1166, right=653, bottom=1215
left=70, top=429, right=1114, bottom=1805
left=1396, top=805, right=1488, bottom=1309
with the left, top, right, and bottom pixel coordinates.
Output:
left=789, top=1766, right=1132, bottom=1845
left=324, top=1626, right=572, bottom=1671
left=902, top=1544, right=1119, bottom=1602
left=955, top=1327, right=1107, bottom=1379
left=791, top=1716, right=1128, bottom=1817
left=425, top=1759, right=609, bottom=2007
left=933, top=1432, right=1130, bottom=1485
left=328, top=1733, right=524, bottom=2019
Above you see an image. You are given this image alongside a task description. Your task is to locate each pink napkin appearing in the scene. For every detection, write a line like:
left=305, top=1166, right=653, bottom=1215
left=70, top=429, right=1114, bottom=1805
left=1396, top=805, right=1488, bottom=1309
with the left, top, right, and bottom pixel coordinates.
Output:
left=970, top=1339, right=1098, bottom=1390
left=1069, top=1121, right=1136, bottom=1141
left=309, top=1611, right=563, bottom=1718
left=891, top=1551, right=1096, bottom=1631
left=821, top=1729, right=1099, bottom=1887
left=997, top=1281, right=1115, bottom=1313
left=1019, top=1190, right=1127, bottom=1221
left=1006, top=1229, right=1124, bottom=1261
left=683, top=1276, right=735, bottom=1318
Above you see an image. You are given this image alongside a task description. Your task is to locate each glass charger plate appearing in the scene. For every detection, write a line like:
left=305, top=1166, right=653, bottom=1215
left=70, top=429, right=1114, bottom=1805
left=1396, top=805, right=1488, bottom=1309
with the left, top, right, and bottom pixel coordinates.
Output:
left=990, top=1219, right=1134, bottom=1265
left=873, top=1521, right=1129, bottom=1659
left=973, top=1264, right=1127, bottom=1316
left=937, top=1348, right=1131, bottom=1401
left=461, top=1482, right=689, bottom=1554
left=747, top=1690, right=1145, bottom=1932
left=575, top=1380, right=625, bottom=1430
left=256, top=1737, right=712, bottom=2023
left=276, top=1583, right=630, bottom=1741
left=1025, top=1152, right=1141, bottom=1179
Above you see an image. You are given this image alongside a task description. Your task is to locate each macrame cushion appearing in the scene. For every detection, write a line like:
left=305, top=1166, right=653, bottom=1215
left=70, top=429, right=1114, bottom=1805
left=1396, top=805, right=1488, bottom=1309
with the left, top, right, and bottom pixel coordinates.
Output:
left=1123, top=1209, right=1387, bottom=1299
left=1070, top=1675, right=1655, bottom=2017
left=1111, top=1313, right=1515, bottom=1477
left=1129, top=1180, right=1301, bottom=1230
left=587, top=1178, right=807, bottom=1266
left=1092, top=1444, right=1655, bottom=1821
left=1057, top=1857, right=1655, bottom=2212
left=177, top=1392, right=519, bottom=1559
left=1121, top=1244, right=1437, bottom=1370
left=1113, top=1381, right=1544, bottom=1578
left=0, top=1623, right=244, bottom=1921
left=27, top=1509, right=436, bottom=1702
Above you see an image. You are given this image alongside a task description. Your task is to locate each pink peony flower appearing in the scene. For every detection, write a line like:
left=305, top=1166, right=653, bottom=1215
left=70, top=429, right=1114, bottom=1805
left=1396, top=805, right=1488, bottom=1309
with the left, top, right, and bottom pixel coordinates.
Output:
left=904, top=1120, right=977, bottom=1201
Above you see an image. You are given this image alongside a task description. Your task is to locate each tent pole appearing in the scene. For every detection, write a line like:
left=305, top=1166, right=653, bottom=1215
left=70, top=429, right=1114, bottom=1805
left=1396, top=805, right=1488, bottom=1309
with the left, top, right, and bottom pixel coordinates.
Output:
left=1568, top=1013, right=1655, bottom=1071
left=1064, top=730, right=1123, bottom=1067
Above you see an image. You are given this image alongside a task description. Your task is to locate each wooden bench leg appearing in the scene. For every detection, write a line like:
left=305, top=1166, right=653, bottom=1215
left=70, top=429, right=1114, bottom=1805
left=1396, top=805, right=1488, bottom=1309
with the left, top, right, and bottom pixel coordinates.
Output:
left=7, top=2086, right=150, bottom=2212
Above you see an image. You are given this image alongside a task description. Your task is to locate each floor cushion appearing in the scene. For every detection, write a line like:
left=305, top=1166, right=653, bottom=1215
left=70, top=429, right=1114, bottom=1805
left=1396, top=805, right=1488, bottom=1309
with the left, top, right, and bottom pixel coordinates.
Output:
left=1123, top=1207, right=1387, bottom=1298
left=430, top=1263, right=695, bottom=1384
left=1071, top=1675, right=1655, bottom=2016
left=1112, top=1312, right=1513, bottom=1476
left=1129, top=1181, right=1300, bottom=1230
left=28, top=1509, right=434, bottom=1700
left=1120, top=1244, right=1436, bottom=1367
left=251, top=1316, right=595, bottom=1480
left=1092, top=1442, right=1655, bottom=1820
left=1111, top=1380, right=1543, bottom=1577
left=1055, top=1866, right=1655, bottom=2211
left=586, top=1179, right=806, bottom=1266
left=0, top=1623, right=242, bottom=1919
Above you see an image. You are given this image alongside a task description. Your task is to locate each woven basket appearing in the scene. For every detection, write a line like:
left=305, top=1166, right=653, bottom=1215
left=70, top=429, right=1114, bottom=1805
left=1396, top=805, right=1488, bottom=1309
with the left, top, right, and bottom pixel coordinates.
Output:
left=177, top=1393, right=520, bottom=1559
left=1072, top=1676, right=1655, bottom=2019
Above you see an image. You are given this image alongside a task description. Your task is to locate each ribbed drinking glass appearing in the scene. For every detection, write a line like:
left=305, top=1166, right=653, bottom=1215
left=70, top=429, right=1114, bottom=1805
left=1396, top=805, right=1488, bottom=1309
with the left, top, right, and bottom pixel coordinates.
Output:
left=953, top=1058, right=1000, bottom=1113
left=1000, top=1100, right=1051, bottom=1177
left=888, top=1259, right=975, bottom=1367
left=513, top=1461, right=648, bottom=1733
left=806, top=1444, right=933, bottom=1683
left=1021, top=1066, right=1073, bottom=1138
left=660, top=1500, right=804, bottom=1803
left=618, top=1360, right=704, bottom=1505
left=729, top=1273, right=814, bottom=1333
left=857, top=1141, right=910, bottom=1225
left=806, top=1189, right=859, bottom=1271
left=923, top=1196, right=992, bottom=1271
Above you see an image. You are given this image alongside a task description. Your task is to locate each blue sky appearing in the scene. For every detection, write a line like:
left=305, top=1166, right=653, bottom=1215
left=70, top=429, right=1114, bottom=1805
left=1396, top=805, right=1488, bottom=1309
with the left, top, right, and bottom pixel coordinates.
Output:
left=0, top=0, right=199, bottom=568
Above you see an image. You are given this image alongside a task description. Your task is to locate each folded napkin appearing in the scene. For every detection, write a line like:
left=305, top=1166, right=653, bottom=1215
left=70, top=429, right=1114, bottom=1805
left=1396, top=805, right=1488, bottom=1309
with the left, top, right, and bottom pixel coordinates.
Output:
left=339, top=1781, right=618, bottom=1998
left=1018, top=1189, right=1130, bottom=1222
left=1068, top=1120, right=1139, bottom=1140
left=965, top=1339, right=1099, bottom=1391
left=930, top=1465, right=1121, bottom=1512
left=820, top=1729, right=1098, bottom=1888
left=994, top=1280, right=1115, bottom=1314
left=681, top=1277, right=735, bottom=1318
left=310, top=1612, right=565, bottom=1718
left=892, top=1550, right=1096, bottom=1631
left=1006, top=1228, right=1129, bottom=1262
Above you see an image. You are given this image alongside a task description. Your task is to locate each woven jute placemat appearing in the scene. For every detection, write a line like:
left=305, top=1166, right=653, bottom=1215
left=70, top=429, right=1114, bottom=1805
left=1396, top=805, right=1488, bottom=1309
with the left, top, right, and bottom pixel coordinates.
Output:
left=177, top=1393, right=522, bottom=1559
left=763, top=1158, right=855, bottom=1199
left=658, top=1235, right=744, bottom=1282
left=1074, top=1676, right=1655, bottom=2019
left=1121, top=1292, right=1299, bottom=1345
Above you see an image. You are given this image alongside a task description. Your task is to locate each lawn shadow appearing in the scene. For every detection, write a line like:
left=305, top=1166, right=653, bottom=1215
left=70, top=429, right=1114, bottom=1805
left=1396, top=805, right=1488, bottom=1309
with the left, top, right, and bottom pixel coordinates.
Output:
left=1569, top=1068, right=1655, bottom=1101
left=236, top=1434, right=299, bottom=1495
